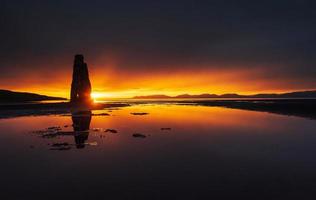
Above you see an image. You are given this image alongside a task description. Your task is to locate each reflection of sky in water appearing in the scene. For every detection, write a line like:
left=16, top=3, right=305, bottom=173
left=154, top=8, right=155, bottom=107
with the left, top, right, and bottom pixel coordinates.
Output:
left=1, top=104, right=316, bottom=199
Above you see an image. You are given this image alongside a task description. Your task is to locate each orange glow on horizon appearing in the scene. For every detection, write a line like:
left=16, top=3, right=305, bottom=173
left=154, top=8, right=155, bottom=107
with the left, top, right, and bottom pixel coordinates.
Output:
left=2, top=64, right=315, bottom=100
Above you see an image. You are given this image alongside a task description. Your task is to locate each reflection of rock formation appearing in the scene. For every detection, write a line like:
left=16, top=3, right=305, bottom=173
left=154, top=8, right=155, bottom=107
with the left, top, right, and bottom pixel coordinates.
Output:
left=70, top=54, right=92, bottom=104
left=71, top=111, right=91, bottom=148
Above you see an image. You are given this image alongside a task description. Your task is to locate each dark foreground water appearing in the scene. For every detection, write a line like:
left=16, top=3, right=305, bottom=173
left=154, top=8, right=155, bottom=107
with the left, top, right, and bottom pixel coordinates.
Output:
left=1, top=104, right=316, bottom=199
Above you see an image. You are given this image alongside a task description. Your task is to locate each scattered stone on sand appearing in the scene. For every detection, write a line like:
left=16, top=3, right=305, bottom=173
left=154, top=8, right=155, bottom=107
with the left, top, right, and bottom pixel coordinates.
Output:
left=132, top=133, right=146, bottom=138
left=105, top=129, right=118, bottom=133
left=131, top=112, right=149, bottom=115
left=161, top=128, right=171, bottom=131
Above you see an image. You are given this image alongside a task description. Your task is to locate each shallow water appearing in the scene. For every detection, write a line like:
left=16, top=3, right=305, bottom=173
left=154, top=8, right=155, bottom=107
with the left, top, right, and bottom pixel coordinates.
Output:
left=1, top=104, right=316, bottom=199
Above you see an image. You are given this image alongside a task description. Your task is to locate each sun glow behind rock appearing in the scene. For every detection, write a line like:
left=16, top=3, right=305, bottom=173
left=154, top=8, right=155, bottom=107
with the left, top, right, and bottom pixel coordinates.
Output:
left=91, top=92, right=113, bottom=101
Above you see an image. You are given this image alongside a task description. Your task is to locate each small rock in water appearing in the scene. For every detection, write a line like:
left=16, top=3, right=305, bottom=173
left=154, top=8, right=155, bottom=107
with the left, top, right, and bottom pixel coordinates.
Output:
left=51, top=142, right=69, bottom=147
left=105, top=129, right=118, bottom=133
left=31, top=130, right=47, bottom=135
left=131, top=112, right=149, bottom=115
left=50, top=146, right=71, bottom=151
left=85, top=142, right=98, bottom=146
left=92, top=128, right=102, bottom=132
left=31, top=128, right=60, bottom=138
left=42, top=132, right=59, bottom=138
left=47, top=126, right=61, bottom=131
left=92, top=113, right=110, bottom=116
left=161, top=128, right=171, bottom=131
left=132, top=133, right=146, bottom=138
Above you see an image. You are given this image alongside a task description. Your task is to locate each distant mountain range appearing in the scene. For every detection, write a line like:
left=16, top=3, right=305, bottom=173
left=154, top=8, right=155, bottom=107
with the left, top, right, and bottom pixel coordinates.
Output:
left=0, top=89, right=67, bottom=102
left=133, top=90, right=316, bottom=99
left=1, top=89, right=316, bottom=102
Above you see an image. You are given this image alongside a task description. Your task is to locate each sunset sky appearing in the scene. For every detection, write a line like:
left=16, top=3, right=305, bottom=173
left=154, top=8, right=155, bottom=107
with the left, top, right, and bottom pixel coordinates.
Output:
left=1, top=0, right=316, bottom=98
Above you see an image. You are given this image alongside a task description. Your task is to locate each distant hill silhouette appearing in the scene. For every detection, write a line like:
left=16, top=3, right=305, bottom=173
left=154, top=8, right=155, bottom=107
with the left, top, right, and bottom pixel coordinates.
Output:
left=0, top=89, right=67, bottom=102
left=133, top=90, right=316, bottom=99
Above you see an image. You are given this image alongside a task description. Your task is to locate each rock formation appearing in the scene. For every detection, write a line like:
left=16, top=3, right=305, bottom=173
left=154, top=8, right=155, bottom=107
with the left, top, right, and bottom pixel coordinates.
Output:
left=70, top=54, right=92, bottom=104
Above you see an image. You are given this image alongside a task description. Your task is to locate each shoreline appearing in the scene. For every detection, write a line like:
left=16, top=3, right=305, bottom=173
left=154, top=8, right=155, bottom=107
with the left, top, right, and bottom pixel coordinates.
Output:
left=0, top=99, right=315, bottom=120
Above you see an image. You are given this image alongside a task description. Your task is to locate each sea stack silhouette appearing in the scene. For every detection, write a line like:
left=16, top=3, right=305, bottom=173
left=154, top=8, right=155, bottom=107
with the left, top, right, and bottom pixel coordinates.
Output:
left=70, top=54, right=92, bottom=106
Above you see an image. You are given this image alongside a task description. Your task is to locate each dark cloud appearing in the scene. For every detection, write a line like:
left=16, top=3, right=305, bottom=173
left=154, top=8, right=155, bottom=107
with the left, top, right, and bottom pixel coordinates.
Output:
left=1, top=0, right=316, bottom=87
